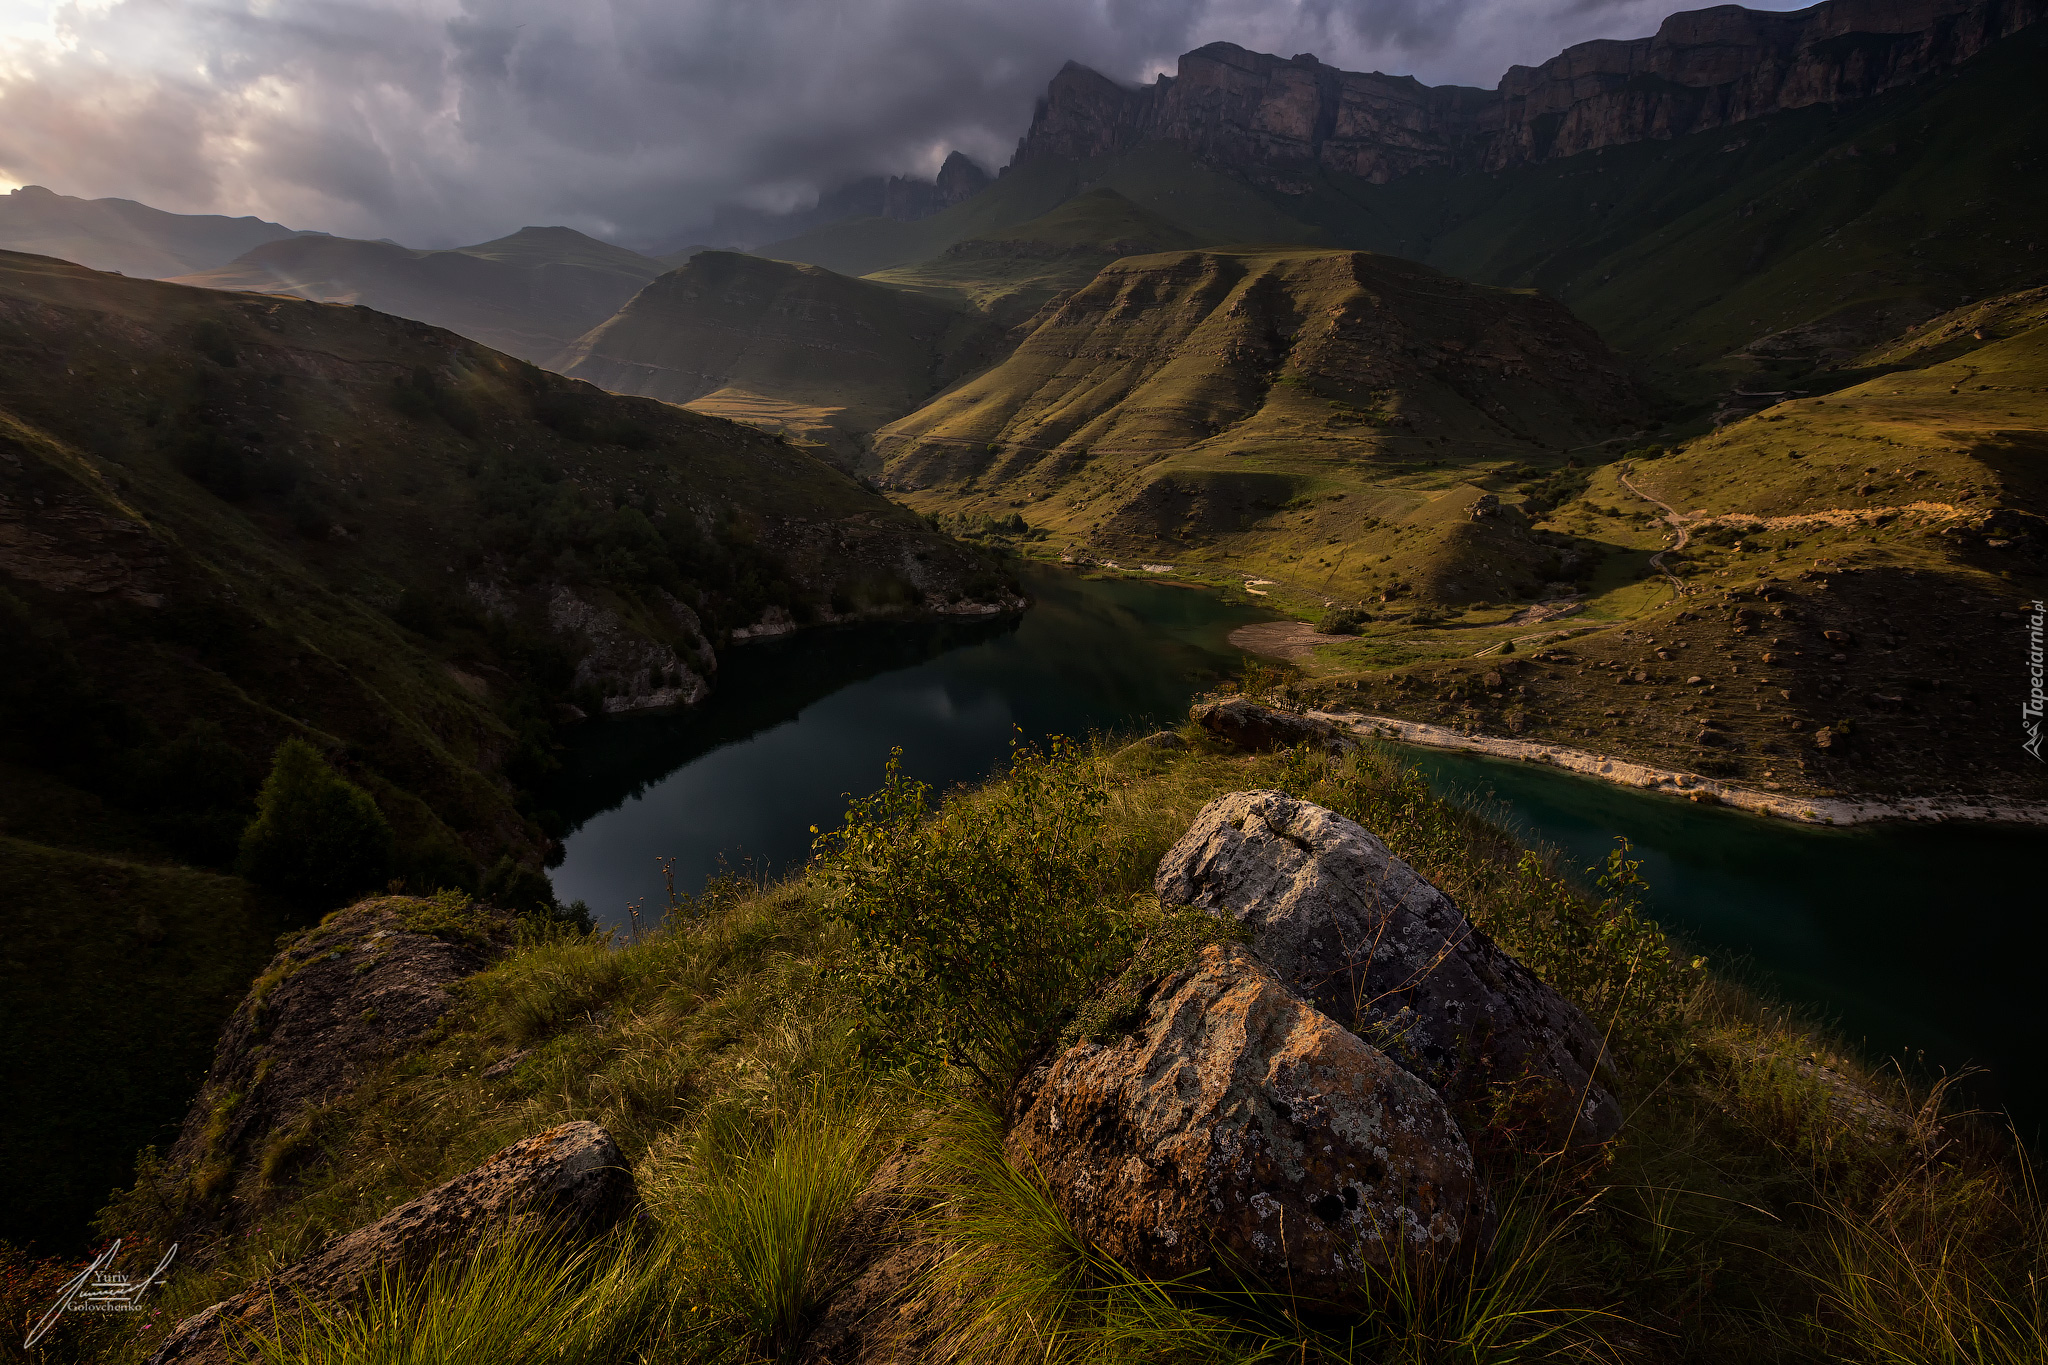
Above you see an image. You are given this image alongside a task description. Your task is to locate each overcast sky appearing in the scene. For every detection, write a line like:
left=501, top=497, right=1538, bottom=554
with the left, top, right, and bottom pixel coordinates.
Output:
left=0, top=0, right=1807, bottom=248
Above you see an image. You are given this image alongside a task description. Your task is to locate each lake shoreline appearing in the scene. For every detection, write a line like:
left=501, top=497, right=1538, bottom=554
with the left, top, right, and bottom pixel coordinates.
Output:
left=1313, top=709, right=2048, bottom=828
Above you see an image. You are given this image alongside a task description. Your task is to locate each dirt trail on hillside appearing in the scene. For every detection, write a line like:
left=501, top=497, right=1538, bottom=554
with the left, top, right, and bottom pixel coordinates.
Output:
left=1618, top=468, right=1695, bottom=596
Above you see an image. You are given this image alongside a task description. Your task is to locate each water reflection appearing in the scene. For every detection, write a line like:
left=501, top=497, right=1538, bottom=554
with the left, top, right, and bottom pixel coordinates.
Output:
left=545, top=563, right=1268, bottom=921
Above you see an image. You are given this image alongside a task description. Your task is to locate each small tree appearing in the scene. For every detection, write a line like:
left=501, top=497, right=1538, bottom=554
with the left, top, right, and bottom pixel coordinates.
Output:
left=238, top=739, right=395, bottom=906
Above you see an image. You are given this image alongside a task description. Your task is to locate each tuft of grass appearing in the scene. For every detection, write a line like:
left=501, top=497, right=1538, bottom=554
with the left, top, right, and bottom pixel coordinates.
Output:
left=237, top=1228, right=666, bottom=1365
left=641, top=1083, right=889, bottom=1362
left=921, top=1097, right=1278, bottom=1365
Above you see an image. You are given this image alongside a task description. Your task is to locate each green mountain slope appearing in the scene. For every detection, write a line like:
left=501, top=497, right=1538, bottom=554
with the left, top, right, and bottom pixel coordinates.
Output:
left=1276, top=287, right=2046, bottom=801
left=1370, top=23, right=2048, bottom=399
left=554, top=251, right=1001, bottom=461
left=866, top=188, right=1205, bottom=322
left=774, top=26, right=2044, bottom=405
left=0, top=184, right=307, bottom=279
left=877, top=246, right=1653, bottom=602
left=167, top=227, right=665, bottom=365
left=0, top=248, right=1015, bottom=1247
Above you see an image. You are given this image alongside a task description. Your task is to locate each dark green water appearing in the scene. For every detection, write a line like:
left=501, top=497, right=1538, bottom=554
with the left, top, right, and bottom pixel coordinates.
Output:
left=547, top=562, right=1269, bottom=918
left=1394, top=746, right=2046, bottom=1137
left=550, top=564, right=2044, bottom=1133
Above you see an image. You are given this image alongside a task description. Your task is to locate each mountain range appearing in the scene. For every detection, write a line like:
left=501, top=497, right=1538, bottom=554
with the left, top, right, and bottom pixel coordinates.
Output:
left=4, top=0, right=2046, bottom=1292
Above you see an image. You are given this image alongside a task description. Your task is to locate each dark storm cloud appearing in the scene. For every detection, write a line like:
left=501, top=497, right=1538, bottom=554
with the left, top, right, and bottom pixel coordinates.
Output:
left=0, top=0, right=1803, bottom=247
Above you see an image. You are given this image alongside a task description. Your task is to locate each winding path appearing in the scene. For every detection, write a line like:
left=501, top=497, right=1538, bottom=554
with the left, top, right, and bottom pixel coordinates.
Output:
left=1617, top=466, right=1695, bottom=596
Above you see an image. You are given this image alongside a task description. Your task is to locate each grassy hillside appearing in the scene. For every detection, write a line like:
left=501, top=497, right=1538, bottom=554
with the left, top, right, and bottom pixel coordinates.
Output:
left=0, top=248, right=1014, bottom=1252
left=555, top=251, right=1002, bottom=462
left=877, top=246, right=1653, bottom=604
left=168, top=227, right=665, bottom=365
left=866, top=188, right=1205, bottom=324
left=1266, top=289, right=2047, bottom=801
left=60, top=734, right=2048, bottom=1365
left=1375, top=22, right=2048, bottom=400
left=0, top=184, right=307, bottom=279
left=0, top=838, right=294, bottom=1255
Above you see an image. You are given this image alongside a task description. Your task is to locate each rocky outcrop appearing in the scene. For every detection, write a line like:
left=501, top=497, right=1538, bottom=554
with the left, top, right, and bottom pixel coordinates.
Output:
left=159, top=897, right=513, bottom=1235
left=1156, top=791, right=1623, bottom=1147
left=1009, top=0, right=2046, bottom=186
left=148, top=1122, right=639, bottom=1365
left=1191, top=698, right=1359, bottom=755
left=1008, top=943, right=1480, bottom=1308
left=548, top=585, right=713, bottom=711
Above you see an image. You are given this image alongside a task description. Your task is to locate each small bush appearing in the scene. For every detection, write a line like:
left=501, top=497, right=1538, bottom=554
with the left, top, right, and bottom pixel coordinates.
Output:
left=817, top=740, right=1135, bottom=1089
left=1318, top=607, right=1370, bottom=635
left=237, top=740, right=396, bottom=908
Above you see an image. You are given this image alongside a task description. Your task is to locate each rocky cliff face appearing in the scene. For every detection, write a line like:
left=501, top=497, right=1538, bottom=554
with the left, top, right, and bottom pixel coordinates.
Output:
left=1010, top=0, right=2046, bottom=187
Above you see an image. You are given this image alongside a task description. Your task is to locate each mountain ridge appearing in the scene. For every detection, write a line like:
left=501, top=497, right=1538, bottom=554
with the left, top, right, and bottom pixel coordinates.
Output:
left=1009, top=0, right=2046, bottom=187
left=0, top=184, right=313, bottom=279
left=168, top=228, right=665, bottom=365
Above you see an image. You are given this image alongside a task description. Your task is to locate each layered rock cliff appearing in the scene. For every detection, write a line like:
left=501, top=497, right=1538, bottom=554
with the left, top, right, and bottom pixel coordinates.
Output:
left=1009, top=0, right=2046, bottom=187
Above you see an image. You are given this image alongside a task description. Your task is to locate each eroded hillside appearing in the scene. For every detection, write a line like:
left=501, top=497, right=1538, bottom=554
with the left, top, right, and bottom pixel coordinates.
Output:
left=877, top=246, right=1653, bottom=603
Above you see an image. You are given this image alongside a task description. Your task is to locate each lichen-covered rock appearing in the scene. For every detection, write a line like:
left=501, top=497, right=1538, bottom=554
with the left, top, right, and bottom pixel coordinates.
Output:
left=1156, top=791, right=1621, bottom=1147
left=1191, top=698, right=1358, bottom=755
left=148, top=1122, right=639, bottom=1365
left=1007, top=943, right=1479, bottom=1309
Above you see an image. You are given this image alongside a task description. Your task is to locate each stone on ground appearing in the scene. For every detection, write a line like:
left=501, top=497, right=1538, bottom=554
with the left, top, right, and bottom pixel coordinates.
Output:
left=1156, top=790, right=1622, bottom=1147
left=1190, top=698, right=1358, bottom=755
left=147, top=1121, right=639, bottom=1365
left=1007, top=943, right=1480, bottom=1310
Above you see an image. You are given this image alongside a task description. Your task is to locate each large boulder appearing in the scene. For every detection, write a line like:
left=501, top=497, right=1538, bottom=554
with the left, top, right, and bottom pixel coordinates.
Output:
left=1007, top=943, right=1480, bottom=1310
left=148, top=1121, right=639, bottom=1365
left=1156, top=791, right=1622, bottom=1147
left=1190, top=698, right=1357, bottom=755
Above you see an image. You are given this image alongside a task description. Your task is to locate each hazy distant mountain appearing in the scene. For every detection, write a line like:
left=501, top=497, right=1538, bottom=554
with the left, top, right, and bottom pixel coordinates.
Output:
left=171, top=226, right=666, bottom=365
left=0, top=184, right=312, bottom=278
left=691, top=151, right=992, bottom=251
left=555, top=250, right=1000, bottom=462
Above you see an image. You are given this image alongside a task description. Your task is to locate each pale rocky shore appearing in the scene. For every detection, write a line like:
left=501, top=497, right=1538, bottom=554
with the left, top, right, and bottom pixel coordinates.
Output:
left=1310, top=710, right=2048, bottom=827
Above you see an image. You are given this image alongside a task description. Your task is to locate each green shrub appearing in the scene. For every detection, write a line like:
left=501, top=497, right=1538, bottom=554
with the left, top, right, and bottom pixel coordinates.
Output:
left=817, top=740, right=1134, bottom=1089
left=1317, top=607, right=1370, bottom=635
left=237, top=740, right=396, bottom=907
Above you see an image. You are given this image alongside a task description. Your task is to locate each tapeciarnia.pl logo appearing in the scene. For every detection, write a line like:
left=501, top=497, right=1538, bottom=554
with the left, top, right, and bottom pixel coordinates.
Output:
left=24, top=1240, right=178, bottom=1349
left=2026, top=599, right=2045, bottom=762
